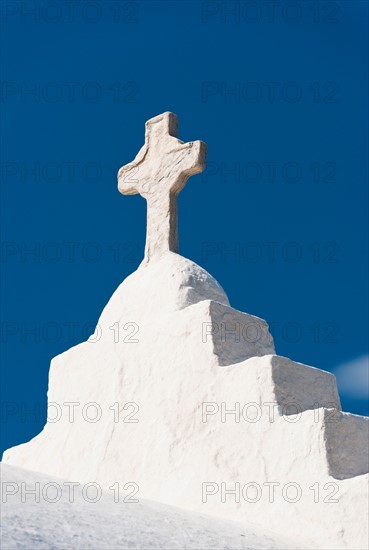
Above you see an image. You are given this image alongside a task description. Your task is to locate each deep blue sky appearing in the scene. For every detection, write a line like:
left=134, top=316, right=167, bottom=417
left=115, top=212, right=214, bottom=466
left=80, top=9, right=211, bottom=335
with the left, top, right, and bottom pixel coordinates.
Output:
left=1, top=0, right=368, bottom=454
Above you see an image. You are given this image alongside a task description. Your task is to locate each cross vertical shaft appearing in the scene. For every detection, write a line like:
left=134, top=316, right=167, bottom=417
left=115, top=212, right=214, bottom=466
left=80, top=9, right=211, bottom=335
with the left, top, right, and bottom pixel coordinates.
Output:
left=145, top=191, right=178, bottom=259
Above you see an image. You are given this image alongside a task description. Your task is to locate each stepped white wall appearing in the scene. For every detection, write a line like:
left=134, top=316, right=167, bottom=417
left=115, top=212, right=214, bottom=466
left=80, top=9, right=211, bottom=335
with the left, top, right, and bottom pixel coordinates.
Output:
left=3, top=252, right=368, bottom=549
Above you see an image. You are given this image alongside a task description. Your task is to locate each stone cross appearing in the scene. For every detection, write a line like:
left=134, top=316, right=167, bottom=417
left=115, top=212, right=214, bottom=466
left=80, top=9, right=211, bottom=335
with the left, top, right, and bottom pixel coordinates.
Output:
left=118, top=112, right=207, bottom=261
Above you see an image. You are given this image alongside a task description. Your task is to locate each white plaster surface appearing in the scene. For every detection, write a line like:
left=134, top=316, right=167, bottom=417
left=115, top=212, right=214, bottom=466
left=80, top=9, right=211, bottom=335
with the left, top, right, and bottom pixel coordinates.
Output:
left=3, top=252, right=368, bottom=549
left=1, top=464, right=297, bottom=550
